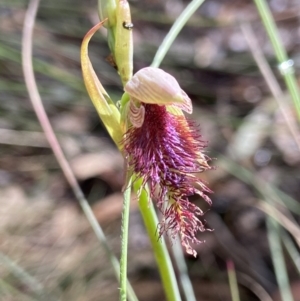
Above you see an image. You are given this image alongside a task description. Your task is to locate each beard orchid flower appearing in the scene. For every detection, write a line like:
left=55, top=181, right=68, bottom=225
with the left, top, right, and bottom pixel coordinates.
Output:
left=122, top=67, right=212, bottom=257
left=81, top=17, right=212, bottom=257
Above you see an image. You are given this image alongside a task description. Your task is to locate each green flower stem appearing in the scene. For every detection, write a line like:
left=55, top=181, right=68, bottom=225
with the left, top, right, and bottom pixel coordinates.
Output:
left=253, top=0, right=300, bottom=120
left=151, top=0, right=205, bottom=68
left=120, top=176, right=133, bottom=301
left=266, top=217, right=294, bottom=301
left=134, top=178, right=182, bottom=301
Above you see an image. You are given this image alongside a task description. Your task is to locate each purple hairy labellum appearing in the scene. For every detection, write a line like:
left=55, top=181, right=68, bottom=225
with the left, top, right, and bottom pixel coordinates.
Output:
left=123, top=67, right=212, bottom=257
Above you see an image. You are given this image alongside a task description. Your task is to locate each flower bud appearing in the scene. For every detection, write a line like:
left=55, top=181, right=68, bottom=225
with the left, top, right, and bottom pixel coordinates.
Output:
left=124, top=67, right=192, bottom=114
left=114, top=0, right=133, bottom=85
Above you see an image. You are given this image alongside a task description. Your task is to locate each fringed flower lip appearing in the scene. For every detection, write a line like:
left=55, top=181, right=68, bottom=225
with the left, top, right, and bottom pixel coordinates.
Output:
left=123, top=67, right=212, bottom=257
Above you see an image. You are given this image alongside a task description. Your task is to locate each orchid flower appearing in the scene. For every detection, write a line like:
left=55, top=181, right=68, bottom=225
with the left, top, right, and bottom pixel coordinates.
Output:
left=81, top=2, right=214, bottom=300
left=81, top=24, right=212, bottom=257
left=82, top=1, right=212, bottom=259
left=122, top=67, right=212, bottom=257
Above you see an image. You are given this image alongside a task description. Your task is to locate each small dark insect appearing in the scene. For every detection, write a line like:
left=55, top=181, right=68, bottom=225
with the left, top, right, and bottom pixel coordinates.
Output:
left=123, top=21, right=134, bottom=30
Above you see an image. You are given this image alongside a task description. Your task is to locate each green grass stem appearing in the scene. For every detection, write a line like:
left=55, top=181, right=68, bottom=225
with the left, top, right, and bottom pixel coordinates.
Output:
left=267, top=218, right=294, bottom=301
left=0, top=278, right=40, bottom=301
left=253, top=0, right=300, bottom=120
left=240, top=22, right=300, bottom=151
left=0, top=44, right=85, bottom=92
left=281, top=230, right=300, bottom=275
left=151, top=0, right=205, bottom=68
left=218, top=155, right=300, bottom=215
left=226, top=260, right=240, bottom=301
left=172, top=236, right=196, bottom=301
left=0, top=252, right=55, bottom=300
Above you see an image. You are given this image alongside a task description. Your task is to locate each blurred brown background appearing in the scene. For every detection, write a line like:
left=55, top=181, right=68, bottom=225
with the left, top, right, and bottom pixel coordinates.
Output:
left=1, top=0, right=300, bottom=300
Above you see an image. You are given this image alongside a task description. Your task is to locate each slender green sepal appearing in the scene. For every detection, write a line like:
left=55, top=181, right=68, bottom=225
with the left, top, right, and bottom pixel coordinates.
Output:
left=81, top=20, right=123, bottom=148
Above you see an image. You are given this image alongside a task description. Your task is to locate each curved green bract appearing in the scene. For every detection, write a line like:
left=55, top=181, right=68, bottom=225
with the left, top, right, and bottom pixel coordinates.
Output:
left=81, top=20, right=123, bottom=149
